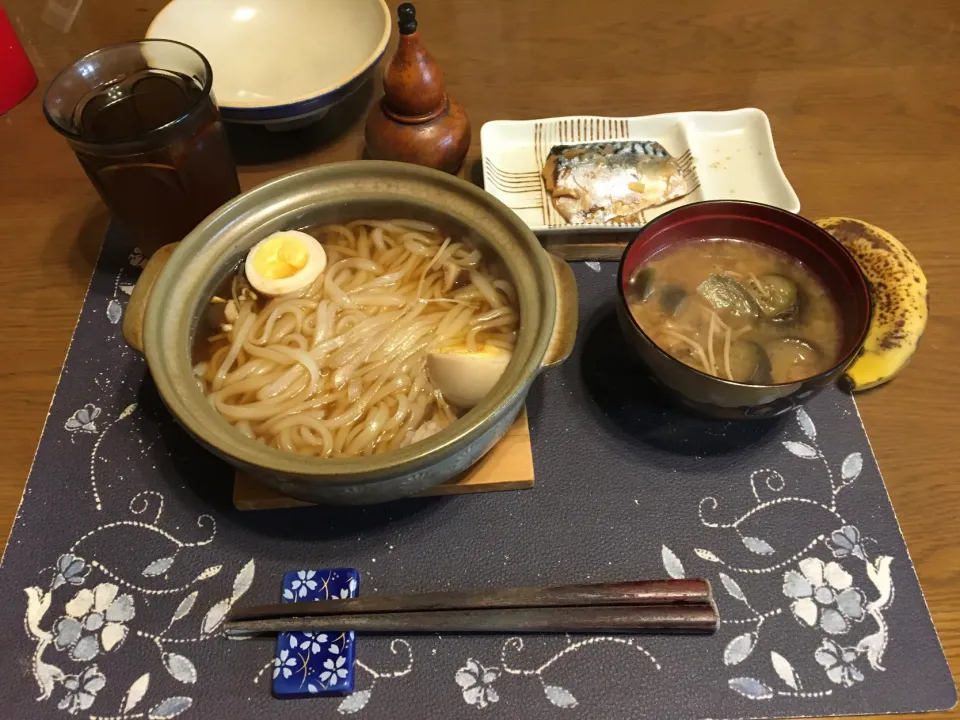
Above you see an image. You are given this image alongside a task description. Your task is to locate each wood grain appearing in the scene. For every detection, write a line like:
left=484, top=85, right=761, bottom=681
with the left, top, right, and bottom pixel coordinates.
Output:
left=0, top=1, right=958, bottom=716
left=233, top=409, right=534, bottom=510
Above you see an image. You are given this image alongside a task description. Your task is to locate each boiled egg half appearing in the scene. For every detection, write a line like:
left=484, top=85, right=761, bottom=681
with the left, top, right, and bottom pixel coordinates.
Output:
left=244, top=230, right=326, bottom=297
left=426, top=345, right=512, bottom=409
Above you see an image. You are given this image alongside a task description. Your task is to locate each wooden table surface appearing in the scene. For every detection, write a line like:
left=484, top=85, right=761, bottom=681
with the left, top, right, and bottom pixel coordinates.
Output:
left=1, top=1, right=958, bottom=717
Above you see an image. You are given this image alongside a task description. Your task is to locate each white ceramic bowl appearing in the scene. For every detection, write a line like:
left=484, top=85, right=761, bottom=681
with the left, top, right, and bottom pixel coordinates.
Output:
left=146, top=0, right=390, bottom=126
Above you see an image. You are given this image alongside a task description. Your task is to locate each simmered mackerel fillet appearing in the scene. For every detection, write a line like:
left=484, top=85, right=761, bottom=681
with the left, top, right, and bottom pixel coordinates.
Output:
left=541, top=140, right=691, bottom=224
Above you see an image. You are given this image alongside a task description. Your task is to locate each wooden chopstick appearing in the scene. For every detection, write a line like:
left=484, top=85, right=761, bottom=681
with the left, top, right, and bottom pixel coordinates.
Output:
left=228, top=579, right=712, bottom=622
left=224, top=604, right=718, bottom=636
left=223, top=579, right=717, bottom=637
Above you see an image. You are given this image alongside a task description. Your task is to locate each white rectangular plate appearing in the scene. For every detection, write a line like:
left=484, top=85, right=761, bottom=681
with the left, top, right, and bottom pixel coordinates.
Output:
left=480, top=108, right=800, bottom=234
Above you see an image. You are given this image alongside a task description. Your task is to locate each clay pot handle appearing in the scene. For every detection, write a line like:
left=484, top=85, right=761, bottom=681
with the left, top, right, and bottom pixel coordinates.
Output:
left=541, top=253, right=578, bottom=368
left=122, top=242, right=179, bottom=353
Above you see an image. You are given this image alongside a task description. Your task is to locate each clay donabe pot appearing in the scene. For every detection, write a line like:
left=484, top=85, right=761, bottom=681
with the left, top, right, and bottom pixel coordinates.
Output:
left=124, top=161, right=577, bottom=503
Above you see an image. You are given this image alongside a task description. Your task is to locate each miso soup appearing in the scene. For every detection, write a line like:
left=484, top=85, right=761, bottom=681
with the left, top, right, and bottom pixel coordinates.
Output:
left=625, top=239, right=842, bottom=384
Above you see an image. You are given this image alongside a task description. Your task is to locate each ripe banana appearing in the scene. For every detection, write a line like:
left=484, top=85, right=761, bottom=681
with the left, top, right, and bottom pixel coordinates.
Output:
left=816, top=217, right=927, bottom=391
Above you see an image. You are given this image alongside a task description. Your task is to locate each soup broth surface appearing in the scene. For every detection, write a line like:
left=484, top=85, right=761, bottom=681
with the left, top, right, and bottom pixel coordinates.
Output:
left=192, top=219, right=519, bottom=458
left=626, top=238, right=842, bottom=384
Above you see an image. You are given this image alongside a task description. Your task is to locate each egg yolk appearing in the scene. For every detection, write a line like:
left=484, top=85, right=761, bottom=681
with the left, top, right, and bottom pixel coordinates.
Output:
left=251, top=235, right=310, bottom=279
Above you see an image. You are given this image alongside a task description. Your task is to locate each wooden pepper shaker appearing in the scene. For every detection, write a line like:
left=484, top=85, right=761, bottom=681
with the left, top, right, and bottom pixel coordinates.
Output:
left=364, top=3, right=471, bottom=174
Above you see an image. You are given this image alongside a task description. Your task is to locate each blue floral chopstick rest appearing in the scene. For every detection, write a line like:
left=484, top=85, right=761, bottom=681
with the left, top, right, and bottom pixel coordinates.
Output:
left=272, top=568, right=359, bottom=698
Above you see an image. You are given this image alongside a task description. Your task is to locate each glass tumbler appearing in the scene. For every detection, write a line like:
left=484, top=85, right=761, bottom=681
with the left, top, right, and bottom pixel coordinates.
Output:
left=43, top=40, right=241, bottom=258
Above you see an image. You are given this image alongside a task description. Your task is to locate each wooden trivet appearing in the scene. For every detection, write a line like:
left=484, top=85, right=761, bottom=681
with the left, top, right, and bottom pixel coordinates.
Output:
left=232, top=408, right=534, bottom=510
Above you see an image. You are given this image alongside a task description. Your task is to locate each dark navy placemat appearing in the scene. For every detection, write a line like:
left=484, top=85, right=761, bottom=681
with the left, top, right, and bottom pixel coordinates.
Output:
left=0, top=230, right=954, bottom=719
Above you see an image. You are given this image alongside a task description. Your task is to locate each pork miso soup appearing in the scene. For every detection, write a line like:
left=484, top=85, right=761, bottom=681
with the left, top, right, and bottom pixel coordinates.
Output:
left=625, top=239, right=842, bottom=384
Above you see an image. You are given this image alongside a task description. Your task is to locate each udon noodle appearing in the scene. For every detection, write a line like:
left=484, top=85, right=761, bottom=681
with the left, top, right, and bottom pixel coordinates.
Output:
left=193, top=220, right=519, bottom=457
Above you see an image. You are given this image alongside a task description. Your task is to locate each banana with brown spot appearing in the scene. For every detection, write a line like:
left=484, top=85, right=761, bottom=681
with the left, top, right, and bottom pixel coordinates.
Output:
left=816, top=217, right=927, bottom=391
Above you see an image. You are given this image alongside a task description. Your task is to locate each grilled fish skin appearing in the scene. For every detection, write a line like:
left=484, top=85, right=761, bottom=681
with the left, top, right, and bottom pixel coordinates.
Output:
left=542, top=140, right=690, bottom=224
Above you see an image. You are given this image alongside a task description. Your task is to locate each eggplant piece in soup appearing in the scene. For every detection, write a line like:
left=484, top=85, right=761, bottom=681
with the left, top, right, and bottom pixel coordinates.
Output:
left=626, top=238, right=842, bottom=384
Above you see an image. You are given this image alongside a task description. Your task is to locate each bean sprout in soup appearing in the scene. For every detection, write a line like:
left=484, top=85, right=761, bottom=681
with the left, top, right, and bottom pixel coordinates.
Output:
left=192, top=220, right=519, bottom=457
left=625, top=239, right=842, bottom=384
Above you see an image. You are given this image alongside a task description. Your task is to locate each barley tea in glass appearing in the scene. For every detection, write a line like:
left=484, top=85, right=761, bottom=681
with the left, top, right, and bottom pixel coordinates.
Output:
left=44, top=40, right=241, bottom=257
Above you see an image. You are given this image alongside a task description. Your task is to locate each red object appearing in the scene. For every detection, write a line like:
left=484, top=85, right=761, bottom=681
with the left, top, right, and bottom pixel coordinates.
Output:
left=0, top=7, right=37, bottom=115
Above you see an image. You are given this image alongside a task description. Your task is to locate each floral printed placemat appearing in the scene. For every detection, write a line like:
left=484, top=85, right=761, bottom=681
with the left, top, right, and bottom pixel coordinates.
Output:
left=0, top=232, right=954, bottom=720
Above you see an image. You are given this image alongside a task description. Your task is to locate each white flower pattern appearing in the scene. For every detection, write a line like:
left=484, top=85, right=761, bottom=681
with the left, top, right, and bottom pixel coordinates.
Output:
left=290, top=571, right=317, bottom=599
left=25, top=485, right=255, bottom=719
left=273, top=649, right=298, bottom=680
left=56, top=665, right=106, bottom=714
left=64, top=404, right=101, bottom=434
left=828, top=525, right=867, bottom=560
left=300, top=632, right=328, bottom=654
left=660, top=408, right=901, bottom=705
left=815, top=639, right=865, bottom=687
left=783, top=558, right=866, bottom=635
left=455, top=659, right=500, bottom=708
left=52, top=583, right=135, bottom=661
left=52, top=554, right=90, bottom=590
left=320, top=655, right=348, bottom=684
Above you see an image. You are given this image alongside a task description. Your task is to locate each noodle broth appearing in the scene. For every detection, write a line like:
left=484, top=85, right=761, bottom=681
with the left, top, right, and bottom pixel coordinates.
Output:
left=625, top=239, right=842, bottom=384
left=191, top=219, right=519, bottom=458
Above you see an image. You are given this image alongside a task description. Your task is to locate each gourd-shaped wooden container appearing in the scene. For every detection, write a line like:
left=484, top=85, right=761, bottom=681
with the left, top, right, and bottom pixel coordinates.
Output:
left=365, top=3, right=471, bottom=174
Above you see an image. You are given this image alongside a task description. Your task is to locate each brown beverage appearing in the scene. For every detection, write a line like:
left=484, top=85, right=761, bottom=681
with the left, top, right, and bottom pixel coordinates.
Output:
left=44, top=41, right=241, bottom=257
